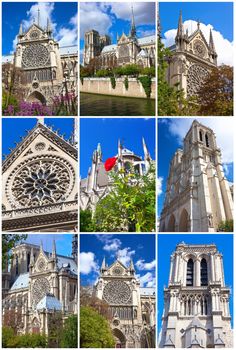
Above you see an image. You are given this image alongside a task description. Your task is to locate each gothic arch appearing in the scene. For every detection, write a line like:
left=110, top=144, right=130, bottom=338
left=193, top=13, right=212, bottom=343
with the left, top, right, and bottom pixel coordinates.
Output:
left=179, top=209, right=189, bottom=232
left=113, top=328, right=126, bottom=348
left=186, top=258, right=194, bottom=286
left=200, top=258, right=208, bottom=286
left=167, top=214, right=176, bottom=232
left=27, top=91, right=46, bottom=105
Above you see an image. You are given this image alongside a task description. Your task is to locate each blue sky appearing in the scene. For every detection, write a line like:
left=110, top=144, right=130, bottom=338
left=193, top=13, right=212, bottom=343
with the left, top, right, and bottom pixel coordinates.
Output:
left=80, top=118, right=156, bottom=178
left=80, top=234, right=156, bottom=288
left=80, top=2, right=155, bottom=63
left=2, top=2, right=77, bottom=55
left=158, top=234, right=234, bottom=332
left=158, top=118, right=234, bottom=217
left=159, top=2, right=233, bottom=65
left=2, top=118, right=75, bottom=160
left=12, top=233, right=74, bottom=257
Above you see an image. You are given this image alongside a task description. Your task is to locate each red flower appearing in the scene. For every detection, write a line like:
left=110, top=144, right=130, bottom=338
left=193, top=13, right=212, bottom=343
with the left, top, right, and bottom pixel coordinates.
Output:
left=104, top=157, right=117, bottom=171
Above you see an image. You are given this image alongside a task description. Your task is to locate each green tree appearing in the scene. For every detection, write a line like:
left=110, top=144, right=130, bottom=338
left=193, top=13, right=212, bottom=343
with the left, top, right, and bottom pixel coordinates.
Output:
left=93, top=164, right=155, bottom=232
left=2, top=234, right=27, bottom=269
left=2, top=328, right=47, bottom=348
left=218, top=220, right=233, bottom=232
left=80, top=209, right=94, bottom=232
left=60, top=315, right=78, bottom=348
left=2, top=327, right=14, bottom=348
left=197, top=65, right=233, bottom=116
left=48, top=312, right=63, bottom=348
left=80, top=307, right=115, bottom=348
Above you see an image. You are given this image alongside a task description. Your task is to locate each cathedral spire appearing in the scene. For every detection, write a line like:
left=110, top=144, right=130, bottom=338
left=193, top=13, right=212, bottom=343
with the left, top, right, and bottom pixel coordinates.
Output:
left=101, top=257, right=106, bottom=270
left=97, top=143, right=102, bottom=162
left=130, top=6, right=136, bottom=38
left=72, top=234, right=78, bottom=260
left=40, top=240, right=43, bottom=251
left=176, top=10, right=184, bottom=39
left=129, top=259, right=135, bottom=272
left=30, top=247, right=34, bottom=266
left=52, top=239, right=56, bottom=259
left=209, top=29, right=216, bottom=52
left=37, top=8, right=40, bottom=27
left=142, top=137, right=151, bottom=161
left=19, top=22, right=23, bottom=36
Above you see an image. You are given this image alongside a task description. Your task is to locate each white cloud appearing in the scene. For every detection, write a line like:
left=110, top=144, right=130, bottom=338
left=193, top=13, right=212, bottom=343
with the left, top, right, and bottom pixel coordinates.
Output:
left=103, top=238, right=121, bottom=252
left=12, top=2, right=77, bottom=50
left=136, top=259, right=156, bottom=270
left=110, top=2, right=155, bottom=25
left=137, top=272, right=156, bottom=287
left=157, top=177, right=163, bottom=196
left=162, top=20, right=233, bottom=66
left=167, top=118, right=234, bottom=164
left=80, top=252, right=98, bottom=274
left=117, top=247, right=135, bottom=266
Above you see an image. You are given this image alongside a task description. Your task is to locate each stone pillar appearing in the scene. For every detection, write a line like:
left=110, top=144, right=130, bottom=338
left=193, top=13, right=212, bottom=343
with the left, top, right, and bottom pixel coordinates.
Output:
left=211, top=254, right=216, bottom=282
left=195, top=259, right=200, bottom=286
left=169, top=255, right=174, bottom=283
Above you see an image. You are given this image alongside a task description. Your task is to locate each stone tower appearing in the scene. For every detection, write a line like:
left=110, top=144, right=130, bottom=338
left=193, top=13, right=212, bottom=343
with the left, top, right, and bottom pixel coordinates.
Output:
left=94, top=257, right=156, bottom=348
left=159, top=120, right=233, bottom=232
left=159, top=242, right=233, bottom=348
left=72, top=234, right=78, bottom=260
left=166, top=11, right=217, bottom=96
left=83, top=30, right=111, bottom=65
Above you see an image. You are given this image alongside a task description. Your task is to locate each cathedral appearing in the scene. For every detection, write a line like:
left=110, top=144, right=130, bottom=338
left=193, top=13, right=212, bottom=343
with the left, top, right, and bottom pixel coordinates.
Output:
left=2, top=11, right=77, bottom=105
left=94, top=257, right=156, bottom=348
left=2, top=119, right=78, bottom=232
left=165, top=11, right=217, bottom=96
left=80, top=138, right=152, bottom=212
left=2, top=235, right=78, bottom=336
left=159, top=120, right=233, bottom=232
left=159, top=242, right=233, bottom=348
left=83, top=8, right=156, bottom=69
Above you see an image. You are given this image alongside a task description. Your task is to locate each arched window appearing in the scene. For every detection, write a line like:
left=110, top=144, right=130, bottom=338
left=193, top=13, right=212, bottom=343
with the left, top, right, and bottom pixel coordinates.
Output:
left=186, top=259, right=194, bottom=286
left=205, top=134, right=209, bottom=147
left=201, top=258, right=208, bottom=286
left=199, top=130, right=203, bottom=141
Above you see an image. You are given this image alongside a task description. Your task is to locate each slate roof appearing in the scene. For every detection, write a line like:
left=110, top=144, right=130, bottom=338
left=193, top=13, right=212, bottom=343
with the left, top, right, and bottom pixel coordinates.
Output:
left=137, top=35, right=156, bottom=46
left=36, top=293, right=62, bottom=311
left=10, top=273, right=29, bottom=290
left=59, top=45, right=78, bottom=56
left=101, top=44, right=117, bottom=53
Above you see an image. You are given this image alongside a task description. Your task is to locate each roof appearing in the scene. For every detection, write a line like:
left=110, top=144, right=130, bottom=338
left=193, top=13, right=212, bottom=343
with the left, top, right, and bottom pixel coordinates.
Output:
left=101, top=44, right=117, bottom=53
left=140, top=287, right=155, bottom=296
left=59, top=45, right=78, bottom=56
left=57, top=255, right=78, bottom=275
left=186, top=317, right=206, bottom=330
left=10, top=273, right=29, bottom=290
left=138, top=35, right=156, bottom=46
left=36, top=294, right=62, bottom=311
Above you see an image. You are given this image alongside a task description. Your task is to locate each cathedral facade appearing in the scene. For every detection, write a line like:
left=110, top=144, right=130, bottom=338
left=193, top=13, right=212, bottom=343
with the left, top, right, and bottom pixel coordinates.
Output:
left=159, top=242, right=233, bottom=348
left=159, top=120, right=233, bottom=232
left=80, top=138, right=152, bottom=212
left=165, top=11, right=217, bottom=96
left=83, top=9, right=155, bottom=69
left=2, top=119, right=78, bottom=232
left=3, top=13, right=77, bottom=105
left=2, top=235, right=78, bottom=336
left=94, top=258, right=156, bottom=348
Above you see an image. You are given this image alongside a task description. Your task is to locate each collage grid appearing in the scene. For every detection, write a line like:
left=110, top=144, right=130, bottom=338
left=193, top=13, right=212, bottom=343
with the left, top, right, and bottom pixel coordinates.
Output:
left=0, top=0, right=235, bottom=349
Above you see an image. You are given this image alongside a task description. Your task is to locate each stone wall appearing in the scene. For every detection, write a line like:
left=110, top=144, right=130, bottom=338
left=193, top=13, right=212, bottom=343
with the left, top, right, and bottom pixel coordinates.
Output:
left=80, top=77, right=156, bottom=99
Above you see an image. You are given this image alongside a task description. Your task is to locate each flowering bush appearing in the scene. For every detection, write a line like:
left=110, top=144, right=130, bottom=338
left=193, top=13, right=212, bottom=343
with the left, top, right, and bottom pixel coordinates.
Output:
left=3, top=93, right=78, bottom=116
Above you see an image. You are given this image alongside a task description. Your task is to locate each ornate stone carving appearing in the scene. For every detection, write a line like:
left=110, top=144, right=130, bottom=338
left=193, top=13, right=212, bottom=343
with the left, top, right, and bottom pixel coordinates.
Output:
left=32, top=277, right=50, bottom=307
left=193, top=39, right=206, bottom=57
left=103, top=280, right=132, bottom=304
left=187, top=64, right=208, bottom=96
left=22, top=44, right=50, bottom=68
left=37, top=258, right=46, bottom=271
left=35, top=142, right=46, bottom=151
left=7, top=155, right=75, bottom=208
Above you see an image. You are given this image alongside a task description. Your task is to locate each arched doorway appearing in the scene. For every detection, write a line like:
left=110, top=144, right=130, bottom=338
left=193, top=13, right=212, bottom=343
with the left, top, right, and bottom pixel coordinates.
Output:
left=113, top=328, right=126, bottom=348
left=27, top=91, right=46, bottom=105
left=167, top=214, right=176, bottom=232
left=32, top=317, right=40, bottom=334
left=179, top=209, right=189, bottom=232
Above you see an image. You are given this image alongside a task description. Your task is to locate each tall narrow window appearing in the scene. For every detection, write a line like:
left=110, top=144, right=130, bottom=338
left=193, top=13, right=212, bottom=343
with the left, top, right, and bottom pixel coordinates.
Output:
left=199, top=130, right=203, bottom=141
left=27, top=253, right=30, bottom=272
left=186, top=259, right=194, bottom=286
left=201, top=258, right=208, bottom=286
left=205, top=134, right=209, bottom=147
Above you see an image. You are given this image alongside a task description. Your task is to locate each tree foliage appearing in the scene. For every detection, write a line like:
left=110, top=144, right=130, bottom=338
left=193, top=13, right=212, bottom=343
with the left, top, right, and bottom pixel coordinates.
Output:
left=2, top=328, right=47, bottom=348
left=80, top=306, right=115, bottom=348
left=197, top=65, right=233, bottom=116
left=2, top=234, right=28, bottom=269
left=93, top=164, right=155, bottom=232
left=218, top=219, right=233, bottom=232
left=80, top=209, right=95, bottom=232
left=60, top=315, right=78, bottom=348
left=80, top=287, right=112, bottom=320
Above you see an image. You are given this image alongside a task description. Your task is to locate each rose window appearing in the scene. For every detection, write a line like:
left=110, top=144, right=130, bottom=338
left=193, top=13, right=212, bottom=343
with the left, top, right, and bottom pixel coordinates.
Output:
left=193, top=40, right=206, bottom=57
left=32, top=277, right=50, bottom=307
left=9, top=157, right=75, bottom=207
left=22, top=44, right=50, bottom=68
left=103, top=281, right=132, bottom=305
left=187, top=64, right=209, bottom=97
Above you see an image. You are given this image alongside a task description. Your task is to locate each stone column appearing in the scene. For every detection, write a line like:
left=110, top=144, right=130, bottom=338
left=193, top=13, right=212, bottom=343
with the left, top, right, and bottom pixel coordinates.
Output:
left=195, top=259, right=200, bottom=286
left=211, top=254, right=216, bottom=282
left=169, top=255, right=174, bottom=283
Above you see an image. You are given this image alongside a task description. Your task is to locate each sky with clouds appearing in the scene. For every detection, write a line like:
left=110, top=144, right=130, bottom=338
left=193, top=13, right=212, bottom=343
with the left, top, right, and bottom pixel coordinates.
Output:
left=80, top=2, right=155, bottom=61
left=80, top=118, right=156, bottom=179
left=159, top=2, right=233, bottom=66
left=80, top=234, right=156, bottom=288
left=158, top=234, right=234, bottom=332
left=158, top=118, right=234, bottom=217
left=2, top=2, right=78, bottom=55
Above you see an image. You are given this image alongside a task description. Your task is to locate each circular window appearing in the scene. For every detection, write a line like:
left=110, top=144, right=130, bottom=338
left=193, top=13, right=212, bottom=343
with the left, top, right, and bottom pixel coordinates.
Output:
left=103, top=281, right=131, bottom=305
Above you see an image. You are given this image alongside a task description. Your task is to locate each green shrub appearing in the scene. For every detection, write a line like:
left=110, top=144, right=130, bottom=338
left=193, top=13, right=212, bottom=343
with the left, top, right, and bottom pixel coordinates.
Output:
left=2, top=327, right=14, bottom=348
left=218, top=220, right=233, bottom=232
left=124, top=77, right=129, bottom=90
left=140, top=66, right=156, bottom=77
left=110, top=76, right=116, bottom=89
left=60, top=315, right=78, bottom=348
left=96, top=69, right=110, bottom=77
left=4, top=331, right=47, bottom=348
left=138, top=76, right=152, bottom=98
